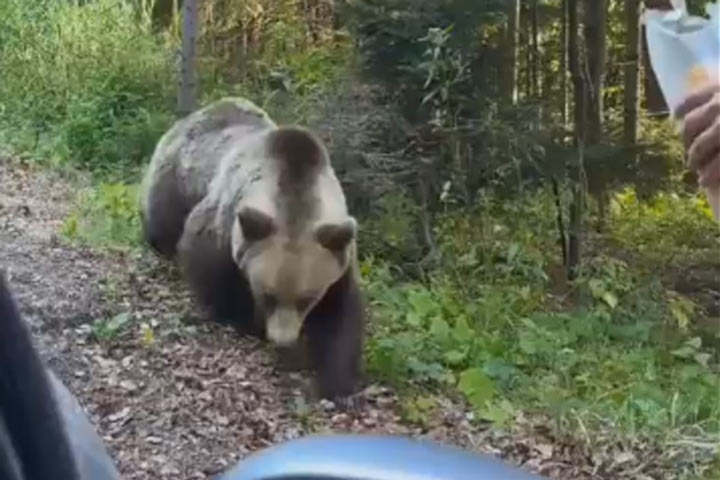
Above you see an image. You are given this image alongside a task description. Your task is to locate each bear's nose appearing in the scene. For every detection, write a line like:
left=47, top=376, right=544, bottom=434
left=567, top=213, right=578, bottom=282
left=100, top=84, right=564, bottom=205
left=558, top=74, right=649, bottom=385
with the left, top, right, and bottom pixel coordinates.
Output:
left=266, top=310, right=302, bottom=346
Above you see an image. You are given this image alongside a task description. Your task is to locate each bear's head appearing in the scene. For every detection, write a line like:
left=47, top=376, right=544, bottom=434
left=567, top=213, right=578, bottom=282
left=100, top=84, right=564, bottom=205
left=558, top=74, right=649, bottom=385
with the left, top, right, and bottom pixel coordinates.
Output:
left=234, top=207, right=356, bottom=346
left=231, top=126, right=357, bottom=346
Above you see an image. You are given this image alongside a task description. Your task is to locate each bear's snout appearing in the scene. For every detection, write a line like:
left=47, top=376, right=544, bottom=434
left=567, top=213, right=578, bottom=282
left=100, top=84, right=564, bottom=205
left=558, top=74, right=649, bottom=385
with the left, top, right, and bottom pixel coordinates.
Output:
left=266, top=309, right=302, bottom=346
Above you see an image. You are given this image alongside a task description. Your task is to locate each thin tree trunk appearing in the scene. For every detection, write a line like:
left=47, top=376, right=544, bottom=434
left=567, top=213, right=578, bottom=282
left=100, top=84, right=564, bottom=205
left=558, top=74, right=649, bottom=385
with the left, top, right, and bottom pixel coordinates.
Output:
left=552, top=0, right=571, bottom=272
left=588, top=0, right=608, bottom=230
left=552, top=177, right=568, bottom=267
left=531, top=0, right=539, bottom=99
left=624, top=0, right=641, bottom=144
left=177, top=0, right=198, bottom=117
left=561, top=0, right=569, bottom=127
left=567, top=0, right=585, bottom=283
left=584, top=0, right=608, bottom=232
left=584, top=0, right=606, bottom=146
left=524, top=3, right=532, bottom=99
left=503, top=0, right=521, bottom=105
left=531, top=0, right=542, bottom=126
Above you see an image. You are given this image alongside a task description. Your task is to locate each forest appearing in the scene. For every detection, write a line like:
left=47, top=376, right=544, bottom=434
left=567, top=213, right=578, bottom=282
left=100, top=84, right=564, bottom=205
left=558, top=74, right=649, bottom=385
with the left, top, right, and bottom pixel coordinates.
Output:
left=0, top=0, right=718, bottom=479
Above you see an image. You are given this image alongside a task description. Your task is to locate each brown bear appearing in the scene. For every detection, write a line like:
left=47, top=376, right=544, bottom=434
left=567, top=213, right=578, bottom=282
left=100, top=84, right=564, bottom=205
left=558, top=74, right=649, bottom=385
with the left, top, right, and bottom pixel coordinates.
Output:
left=139, top=98, right=365, bottom=400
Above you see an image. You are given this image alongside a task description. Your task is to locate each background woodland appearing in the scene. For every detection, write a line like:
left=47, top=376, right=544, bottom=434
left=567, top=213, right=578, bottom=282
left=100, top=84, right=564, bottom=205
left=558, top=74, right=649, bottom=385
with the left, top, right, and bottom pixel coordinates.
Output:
left=0, top=1, right=718, bottom=478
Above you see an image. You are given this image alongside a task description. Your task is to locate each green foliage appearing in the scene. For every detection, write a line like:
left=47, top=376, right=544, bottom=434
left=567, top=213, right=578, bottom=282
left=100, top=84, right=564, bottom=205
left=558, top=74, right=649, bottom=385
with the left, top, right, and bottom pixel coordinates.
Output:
left=400, top=394, right=438, bottom=427
left=0, top=0, right=175, bottom=177
left=433, top=190, right=558, bottom=286
left=3, top=0, right=719, bottom=472
left=251, top=41, right=355, bottom=125
left=339, top=0, right=504, bottom=92
left=91, top=311, right=133, bottom=341
left=610, top=187, right=720, bottom=265
left=359, top=192, right=423, bottom=265
left=61, top=182, right=143, bottom=251
left=195, top=0, right=354, bottom=125
left=0, top=0, right=350, bottom=178
left=363, top=188, right=720, bottom=440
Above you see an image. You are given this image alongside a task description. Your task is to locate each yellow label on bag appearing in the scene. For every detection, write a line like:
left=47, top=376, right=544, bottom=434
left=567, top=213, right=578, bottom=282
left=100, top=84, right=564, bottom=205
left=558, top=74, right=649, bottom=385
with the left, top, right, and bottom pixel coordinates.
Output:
left=687, top=65, right=710, bottom=89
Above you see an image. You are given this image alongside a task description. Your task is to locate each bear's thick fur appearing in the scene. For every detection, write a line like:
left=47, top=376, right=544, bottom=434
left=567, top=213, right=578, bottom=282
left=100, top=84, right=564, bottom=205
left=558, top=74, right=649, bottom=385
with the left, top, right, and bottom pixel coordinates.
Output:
left=139, top=98, right=365, bottom=399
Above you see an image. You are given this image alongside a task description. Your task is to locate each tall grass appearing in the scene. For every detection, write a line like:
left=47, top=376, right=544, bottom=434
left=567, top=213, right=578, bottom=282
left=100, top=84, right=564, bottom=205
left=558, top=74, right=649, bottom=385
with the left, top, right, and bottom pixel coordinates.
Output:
left=0, top=0, right=353, bottom=179
left=0, top=0, right=176, bottom=178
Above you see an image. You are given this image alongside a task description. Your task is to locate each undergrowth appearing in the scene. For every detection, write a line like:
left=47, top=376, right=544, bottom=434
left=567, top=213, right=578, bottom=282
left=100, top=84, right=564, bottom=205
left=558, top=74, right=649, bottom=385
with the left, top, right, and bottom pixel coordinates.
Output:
left=61, top=182, right=144, bottom=251
left=3, top=1, right=719, bottom=477
left=362, top=188, right=720, bottom=454
left=0, top=0, right=351, bottom=180
left=0, top=0, right=175, bottom=179
left=62, top=178, right=720, bottom=455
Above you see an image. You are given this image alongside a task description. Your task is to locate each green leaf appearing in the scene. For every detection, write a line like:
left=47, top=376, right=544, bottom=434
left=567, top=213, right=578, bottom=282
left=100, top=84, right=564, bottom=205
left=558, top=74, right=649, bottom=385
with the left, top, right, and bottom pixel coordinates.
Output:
left=588, top=278, right=604, bottom=298
left=430, top=317, right=451, bottom=342
left=415, top=396, right=436, bottom=411
left=479, top=399, right=515, bottom=427
left=519, top=286, right=531, bottom=300
left=453, top=315, right=473, bottom=342
left=671, top=346, right=694, bottom=359
left=694, top=353, right=711, bottom=368
left=421, top=89, right=438, bottom=105
left=444, top=349, right=466, bottom=366
left=405, top=311, right=422, bottom=328
left=107, top=312, right=131, bottom=332
left=483, top=359, right=518, bottom=385
left=458, top=368, right=496, bottom=409
left=669, top=300, right=691, bottom=330
left=602, top=292, right=618, bottom=310
left=408, top=289, right=435, bottom=317
left=507, top=243, right=520, bottom=263
left=519, top=333, right=537, bottom=355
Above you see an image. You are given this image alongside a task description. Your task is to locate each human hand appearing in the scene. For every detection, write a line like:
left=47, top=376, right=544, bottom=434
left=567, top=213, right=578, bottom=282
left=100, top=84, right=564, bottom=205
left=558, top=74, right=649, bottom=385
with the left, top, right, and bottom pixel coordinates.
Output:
left=674, top=79, right=720, bottom=188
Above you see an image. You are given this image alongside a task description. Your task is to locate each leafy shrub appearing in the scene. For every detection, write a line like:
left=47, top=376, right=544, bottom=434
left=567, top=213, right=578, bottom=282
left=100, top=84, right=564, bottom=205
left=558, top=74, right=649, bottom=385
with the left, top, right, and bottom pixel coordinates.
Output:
left=0, top=0, right=175, bottom=177
left=61, top=182, right=143, bottom=251
left=365, top=260, right=720, bottom=435
left=362, top=189, right=720, bottom=440
left=610, top=187, right=720, bottom=264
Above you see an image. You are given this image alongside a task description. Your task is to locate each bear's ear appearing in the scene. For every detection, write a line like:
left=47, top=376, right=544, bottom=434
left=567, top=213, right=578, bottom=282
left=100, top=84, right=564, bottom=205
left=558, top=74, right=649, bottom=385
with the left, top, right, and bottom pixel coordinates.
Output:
left=239, top=207, right=276, bottom=242
left=314, top=217, right=356, bottom=252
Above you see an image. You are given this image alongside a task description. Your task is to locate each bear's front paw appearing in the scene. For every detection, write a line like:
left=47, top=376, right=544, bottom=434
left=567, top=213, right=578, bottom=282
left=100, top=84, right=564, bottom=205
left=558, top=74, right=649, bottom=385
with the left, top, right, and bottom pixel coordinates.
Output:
left=333, top=394, right=367, bottom=413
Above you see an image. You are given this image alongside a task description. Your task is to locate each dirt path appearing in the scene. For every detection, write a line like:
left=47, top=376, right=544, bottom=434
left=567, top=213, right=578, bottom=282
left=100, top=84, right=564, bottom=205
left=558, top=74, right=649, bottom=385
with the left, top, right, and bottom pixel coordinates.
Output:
left=0, top=157, right=689, bottom=480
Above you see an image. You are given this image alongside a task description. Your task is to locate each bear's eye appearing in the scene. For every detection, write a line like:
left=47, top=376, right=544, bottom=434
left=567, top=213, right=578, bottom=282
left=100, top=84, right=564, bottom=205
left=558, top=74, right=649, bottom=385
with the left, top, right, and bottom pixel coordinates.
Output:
left=263, top=294, right=278, bottom=311
left=296, top=296, right=314, bottom=312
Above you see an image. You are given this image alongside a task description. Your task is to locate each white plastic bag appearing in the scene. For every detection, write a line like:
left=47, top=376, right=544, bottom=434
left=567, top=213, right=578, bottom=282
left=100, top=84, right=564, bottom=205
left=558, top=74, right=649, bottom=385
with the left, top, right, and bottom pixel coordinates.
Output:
left=644, top=1, right=720, bottom=222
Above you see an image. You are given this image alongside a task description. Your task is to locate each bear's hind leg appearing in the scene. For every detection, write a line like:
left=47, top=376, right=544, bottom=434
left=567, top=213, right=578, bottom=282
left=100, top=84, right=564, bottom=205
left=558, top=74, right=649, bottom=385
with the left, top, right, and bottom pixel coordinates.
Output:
left=142, top=165, right=191, bottom=258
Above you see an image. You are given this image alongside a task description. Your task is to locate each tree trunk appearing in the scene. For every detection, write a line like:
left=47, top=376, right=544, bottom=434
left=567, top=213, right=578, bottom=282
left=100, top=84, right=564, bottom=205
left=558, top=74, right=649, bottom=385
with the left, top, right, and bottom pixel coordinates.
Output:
left=177, top=0, right=198, bottom=117
left=584, top=0, right=606, bottom=146
left=567, top=0, right=586, bottom=283
left=531, top=0, right=542, bottom=126
left=561, top=0, right=569, bottom=127
left=551, top=0, right=571, bottom=272
left=502, top=0, right=521, bottom=105
left=584, top=0, right=608, bottom=232
left=624, top=0, right=641, bottom=144
left=531, top=0, right=539, bottom=99
left=524, top=2, right=532, bottom=100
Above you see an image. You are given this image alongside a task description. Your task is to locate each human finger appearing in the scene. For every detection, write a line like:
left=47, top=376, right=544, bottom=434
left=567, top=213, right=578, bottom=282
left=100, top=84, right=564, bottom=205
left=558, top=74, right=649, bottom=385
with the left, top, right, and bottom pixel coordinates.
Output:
left=698, top=153, right=720, bottom=188
left=683, top=92, right=720, bottom=151
left=688, top=118, right=720, bottom=172
left=674, top=81, right=720, bottom=119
